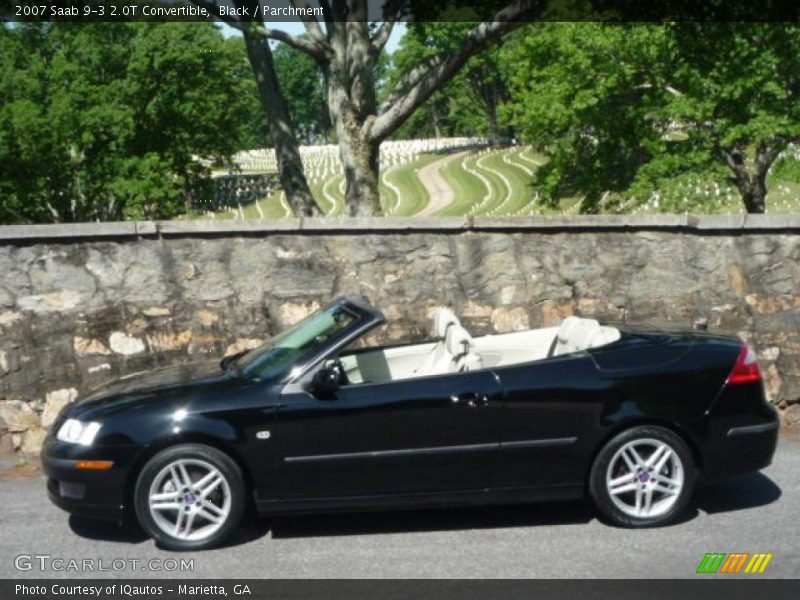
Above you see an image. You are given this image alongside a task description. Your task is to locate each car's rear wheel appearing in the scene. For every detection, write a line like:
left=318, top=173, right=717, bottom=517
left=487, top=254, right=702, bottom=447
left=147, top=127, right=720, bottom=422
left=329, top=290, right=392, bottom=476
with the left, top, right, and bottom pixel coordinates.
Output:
left=134, top=444, right=245, bottom=550
left=589, top=425, right=696, bottom=527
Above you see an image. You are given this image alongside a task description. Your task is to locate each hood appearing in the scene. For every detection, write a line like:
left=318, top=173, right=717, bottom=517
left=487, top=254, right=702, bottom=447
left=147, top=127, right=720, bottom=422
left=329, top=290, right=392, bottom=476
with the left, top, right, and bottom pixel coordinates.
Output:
left=78, top=359, right=230, bottom=406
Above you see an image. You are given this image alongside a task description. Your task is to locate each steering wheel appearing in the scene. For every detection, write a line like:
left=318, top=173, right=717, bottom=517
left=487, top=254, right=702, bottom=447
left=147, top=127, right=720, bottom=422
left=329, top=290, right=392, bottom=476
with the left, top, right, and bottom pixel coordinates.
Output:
left=329, top=358, right=350, bottom=386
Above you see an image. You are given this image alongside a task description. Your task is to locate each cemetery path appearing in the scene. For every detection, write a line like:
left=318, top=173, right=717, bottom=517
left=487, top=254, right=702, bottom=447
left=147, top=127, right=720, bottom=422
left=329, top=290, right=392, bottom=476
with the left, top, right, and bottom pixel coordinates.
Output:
left=416, top=151, right=470, bottom=216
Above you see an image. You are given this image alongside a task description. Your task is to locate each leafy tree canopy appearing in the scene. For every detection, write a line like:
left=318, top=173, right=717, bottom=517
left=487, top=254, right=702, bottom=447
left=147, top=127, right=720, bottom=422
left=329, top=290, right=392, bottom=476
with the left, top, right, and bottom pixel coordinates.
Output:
left=0, top=22, right=260, bottom=223
left=503, top=22, right=800, bottom=213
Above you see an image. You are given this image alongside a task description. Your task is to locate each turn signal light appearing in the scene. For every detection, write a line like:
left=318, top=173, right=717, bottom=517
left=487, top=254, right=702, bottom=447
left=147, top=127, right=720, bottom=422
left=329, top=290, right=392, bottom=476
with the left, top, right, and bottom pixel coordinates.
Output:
left=74, top=460, right=114, bottom=470
left=727, top=344, right=761, bottom=385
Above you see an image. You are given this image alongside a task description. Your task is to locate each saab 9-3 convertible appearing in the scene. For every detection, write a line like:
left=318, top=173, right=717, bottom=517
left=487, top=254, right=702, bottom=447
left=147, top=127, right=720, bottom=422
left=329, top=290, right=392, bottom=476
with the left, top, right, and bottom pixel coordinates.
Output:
left=43, top=296, right=778, bottom=550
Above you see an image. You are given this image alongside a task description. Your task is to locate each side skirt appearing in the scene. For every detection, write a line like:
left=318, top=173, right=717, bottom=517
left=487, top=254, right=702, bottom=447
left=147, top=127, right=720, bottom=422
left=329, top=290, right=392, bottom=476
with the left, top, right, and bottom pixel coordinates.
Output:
left=255, top=484, right=585, bottom=516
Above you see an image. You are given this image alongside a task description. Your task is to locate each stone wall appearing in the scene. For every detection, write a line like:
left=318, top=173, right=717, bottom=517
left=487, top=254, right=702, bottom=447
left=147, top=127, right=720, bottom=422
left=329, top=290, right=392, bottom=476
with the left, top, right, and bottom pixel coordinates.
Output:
left=1, top=215, right=799, bottom=456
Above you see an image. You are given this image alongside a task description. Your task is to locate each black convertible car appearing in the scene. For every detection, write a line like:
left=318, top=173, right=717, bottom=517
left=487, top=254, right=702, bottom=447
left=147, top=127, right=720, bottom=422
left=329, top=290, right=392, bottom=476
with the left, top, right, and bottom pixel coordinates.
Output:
left=43, top=296, right=778, bottom=550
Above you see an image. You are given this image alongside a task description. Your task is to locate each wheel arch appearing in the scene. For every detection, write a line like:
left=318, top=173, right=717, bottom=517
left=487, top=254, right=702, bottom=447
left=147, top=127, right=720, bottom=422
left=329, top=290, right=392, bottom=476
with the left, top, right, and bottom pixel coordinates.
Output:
left=123, top=433, right=254, bottom=516
left=584, top=417, right=704, bottom=492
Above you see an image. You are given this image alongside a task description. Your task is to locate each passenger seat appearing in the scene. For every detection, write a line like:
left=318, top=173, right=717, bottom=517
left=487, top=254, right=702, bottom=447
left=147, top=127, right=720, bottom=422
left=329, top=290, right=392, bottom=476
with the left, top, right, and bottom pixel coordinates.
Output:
left=445, top=324, right=483, bottom=372
left=550, top=316, right=620, bottom=356
left=551, top=316, right=601, bottom=356
left=412, top=308, right=459, bottom=376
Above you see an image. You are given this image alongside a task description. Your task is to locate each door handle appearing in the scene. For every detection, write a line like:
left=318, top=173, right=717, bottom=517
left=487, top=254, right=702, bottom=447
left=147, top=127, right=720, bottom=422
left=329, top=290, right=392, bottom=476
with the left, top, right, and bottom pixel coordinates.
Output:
left=450, top=393, right=490, bottom=408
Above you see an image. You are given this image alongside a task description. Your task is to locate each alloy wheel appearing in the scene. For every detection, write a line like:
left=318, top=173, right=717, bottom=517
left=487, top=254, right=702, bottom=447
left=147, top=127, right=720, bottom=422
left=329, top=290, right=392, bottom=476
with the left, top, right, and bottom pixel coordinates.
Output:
left=147, top=458, right=232, bottom=541
left=605, top=437, right=684, bottom=519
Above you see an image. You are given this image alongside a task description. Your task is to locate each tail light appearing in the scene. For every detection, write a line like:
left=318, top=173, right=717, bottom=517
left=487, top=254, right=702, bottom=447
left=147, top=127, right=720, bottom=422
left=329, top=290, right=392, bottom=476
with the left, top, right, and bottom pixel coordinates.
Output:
left=726, top=344, right=761, bottom=385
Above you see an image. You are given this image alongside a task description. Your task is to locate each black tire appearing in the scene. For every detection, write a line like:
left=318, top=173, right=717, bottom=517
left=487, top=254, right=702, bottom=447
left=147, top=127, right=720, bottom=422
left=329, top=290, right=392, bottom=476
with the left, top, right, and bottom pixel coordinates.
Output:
left=133, top=443, right=246, bottom=551
left=589, top=425, right=696, bottom=528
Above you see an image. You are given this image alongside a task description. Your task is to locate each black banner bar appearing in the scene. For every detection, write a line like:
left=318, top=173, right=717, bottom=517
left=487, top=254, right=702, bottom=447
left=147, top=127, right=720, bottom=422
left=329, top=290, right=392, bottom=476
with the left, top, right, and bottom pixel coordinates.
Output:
left=3, top=580, right=800, bottom=600
left=2, top=0, right=799, bottom=23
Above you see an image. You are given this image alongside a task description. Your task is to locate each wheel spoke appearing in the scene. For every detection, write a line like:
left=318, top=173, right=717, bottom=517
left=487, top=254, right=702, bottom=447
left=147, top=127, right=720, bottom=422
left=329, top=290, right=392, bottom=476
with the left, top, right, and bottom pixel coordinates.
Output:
left=150, top=490, right=180, bottom=502
left=193, top=470, right=217, bottom=491
left=609, top=473, right=634, bottom=487
left=203, top=499, right=225, bottom=517
left=173, top=507, right=187, bottom=536
left=610, top=481, right=637, bottom=496
left=652, top=481, right=680, bottom=496
left=198, top=507, right=224, bottom=524
left=651, top=473, right=681, bottom=495
left=628, top=446, right=645, bottom=467
left=151, top=501, right=182, bottom=511
left=620, top=448, right=638, bottom=471
left=653, top=448, right=673, bottom=473
left=642, top=488, right=653, bottom=515
left=169, top=465, right=185, bottom=490
left=645, top=444, right=667, bottom=468
left=652, top=472, right=680, bottom=487
left=179, top=510, right=196, bottom=538
left=634, top=487, right=643, bottom=515
left=177, top=461, right=193, bottom=488
left=198, top=474, right=223, bottom=499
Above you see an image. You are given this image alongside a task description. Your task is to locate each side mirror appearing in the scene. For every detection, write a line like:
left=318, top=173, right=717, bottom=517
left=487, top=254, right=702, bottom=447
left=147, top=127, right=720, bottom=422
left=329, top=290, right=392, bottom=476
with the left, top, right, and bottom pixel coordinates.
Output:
left=311, top=366, right=340, bottom=398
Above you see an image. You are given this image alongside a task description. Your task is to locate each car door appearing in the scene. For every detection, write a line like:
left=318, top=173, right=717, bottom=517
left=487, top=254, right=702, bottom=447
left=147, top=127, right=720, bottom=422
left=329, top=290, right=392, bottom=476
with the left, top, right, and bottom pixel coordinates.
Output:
left=275, top=369, right=503, bottom=499
left=492, top=353, right=605, bottom=489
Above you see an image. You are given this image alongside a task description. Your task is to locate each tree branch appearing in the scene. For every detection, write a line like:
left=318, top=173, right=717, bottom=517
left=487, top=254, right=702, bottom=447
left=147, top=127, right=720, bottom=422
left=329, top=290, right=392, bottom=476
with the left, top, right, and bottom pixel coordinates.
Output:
left=261, top=27, right=329, bottom=60
left=191, top=0, right=330, bottom=60
left=370, top=20, right=395, bottom=58
left=755, top=138, right=787, bottom=177
left=369, top=0, right=406, bottom=57
left=289, top=0, right=328, bottom=46
left=370, top=0, right=543, bottom=142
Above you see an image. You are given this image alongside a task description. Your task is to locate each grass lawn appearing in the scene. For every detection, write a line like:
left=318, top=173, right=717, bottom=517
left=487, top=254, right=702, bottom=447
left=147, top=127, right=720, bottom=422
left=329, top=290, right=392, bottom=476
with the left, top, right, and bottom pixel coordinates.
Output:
left=380, top=153, right=441, bottom=216
left=188, top=146, right=799, bottom=219
left=436, top=153, right=490, bottom=216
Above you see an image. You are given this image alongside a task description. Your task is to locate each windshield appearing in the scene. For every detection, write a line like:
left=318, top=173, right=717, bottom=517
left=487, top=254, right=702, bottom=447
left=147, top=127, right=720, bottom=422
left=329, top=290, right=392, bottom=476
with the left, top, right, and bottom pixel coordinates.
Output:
left=235, top=303, right=360, bottom=382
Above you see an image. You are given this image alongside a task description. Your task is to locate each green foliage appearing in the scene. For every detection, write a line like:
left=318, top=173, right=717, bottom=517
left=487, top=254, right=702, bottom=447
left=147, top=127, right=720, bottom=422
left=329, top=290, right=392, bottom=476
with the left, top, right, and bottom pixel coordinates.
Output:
left=503, top=22, right=800, bottom=213
left=386, top=23, right=513, bottom=141
left=0, top=22, right=260, bottom=223
left=272, top=41, right=330, bottom=144
left=772, top=152, right=800, bottom=182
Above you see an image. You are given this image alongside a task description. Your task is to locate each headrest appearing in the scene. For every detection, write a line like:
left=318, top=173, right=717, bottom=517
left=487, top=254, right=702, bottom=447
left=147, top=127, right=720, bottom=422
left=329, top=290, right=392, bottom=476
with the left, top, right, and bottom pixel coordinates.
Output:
left=445, top=324, right=473, bottom=357
left=557, top=316, right=601, bottom=350
left=556, top=316, right=585, bottom=343
left=589, top=326, right=621, bottom=347
left=431, top=307, right=459, bottom=338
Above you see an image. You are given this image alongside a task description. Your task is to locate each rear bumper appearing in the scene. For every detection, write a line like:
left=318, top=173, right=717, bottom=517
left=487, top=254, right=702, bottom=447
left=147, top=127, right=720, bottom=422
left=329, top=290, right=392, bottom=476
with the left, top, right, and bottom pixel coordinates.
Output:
left=700, top=379, right=780, bottom=482
left=701, top=410, right=780, bottom=482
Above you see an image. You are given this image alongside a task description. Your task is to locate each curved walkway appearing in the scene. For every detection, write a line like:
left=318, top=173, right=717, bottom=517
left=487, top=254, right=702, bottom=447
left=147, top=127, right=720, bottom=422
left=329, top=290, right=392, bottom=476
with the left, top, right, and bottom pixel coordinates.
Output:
left=416, top=151, right=471, bottom=216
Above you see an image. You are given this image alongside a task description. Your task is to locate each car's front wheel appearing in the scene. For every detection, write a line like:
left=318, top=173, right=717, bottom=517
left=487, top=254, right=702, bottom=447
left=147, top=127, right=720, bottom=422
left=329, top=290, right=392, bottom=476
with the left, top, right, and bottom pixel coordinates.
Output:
left=589, top=425, right=696, bottom=527
left=134, top=443, right=245, bottom=550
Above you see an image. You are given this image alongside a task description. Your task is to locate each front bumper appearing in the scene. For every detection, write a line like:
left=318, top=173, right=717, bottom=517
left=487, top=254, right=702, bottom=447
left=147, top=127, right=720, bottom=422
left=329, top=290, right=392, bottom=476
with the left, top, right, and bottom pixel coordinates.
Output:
left=41, top=436, right=141, bottom=523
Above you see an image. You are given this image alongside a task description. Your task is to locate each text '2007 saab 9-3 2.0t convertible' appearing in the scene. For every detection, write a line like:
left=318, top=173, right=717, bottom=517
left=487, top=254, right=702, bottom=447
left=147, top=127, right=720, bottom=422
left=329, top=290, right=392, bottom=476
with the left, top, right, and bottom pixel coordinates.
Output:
left=43, top=296, right=779, bottom=550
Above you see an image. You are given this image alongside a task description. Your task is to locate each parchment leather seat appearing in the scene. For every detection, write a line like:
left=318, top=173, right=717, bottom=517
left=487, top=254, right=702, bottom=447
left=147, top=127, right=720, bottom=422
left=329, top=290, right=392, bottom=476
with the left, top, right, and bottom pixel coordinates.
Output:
left=412, top=308, right=460, bottom=376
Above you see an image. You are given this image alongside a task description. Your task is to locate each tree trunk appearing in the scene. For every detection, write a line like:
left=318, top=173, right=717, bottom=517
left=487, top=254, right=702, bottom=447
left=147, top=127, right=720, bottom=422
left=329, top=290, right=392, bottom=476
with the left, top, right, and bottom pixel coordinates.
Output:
left=208, top=1, right=537, bottom=217
left=332, top=101, right=381, bottom=216
left=738, top=177, right=767, bottom=214
left=343, top=132, right=381, bottom=216
left=486, top=95, right=501, bottom=146
left=431, top=98, right=442, bottom=139
left=242, top=26, right=319, bottom=217
left=719, top=143, right=784, bottom=214
left=325, top=11, right=382, bottom=216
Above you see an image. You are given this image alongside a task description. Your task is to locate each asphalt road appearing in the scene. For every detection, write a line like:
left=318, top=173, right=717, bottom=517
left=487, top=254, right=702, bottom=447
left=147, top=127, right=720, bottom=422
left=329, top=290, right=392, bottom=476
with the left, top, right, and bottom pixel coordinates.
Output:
left=1, top=433, right=798, bottom=580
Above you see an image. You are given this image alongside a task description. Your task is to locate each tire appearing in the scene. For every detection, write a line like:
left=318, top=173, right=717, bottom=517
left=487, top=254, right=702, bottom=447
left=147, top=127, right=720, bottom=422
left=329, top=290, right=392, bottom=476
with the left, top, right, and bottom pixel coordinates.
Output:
left=134, top=443, right=246, bottom=551
left=589, top=425, right=696, bottom=528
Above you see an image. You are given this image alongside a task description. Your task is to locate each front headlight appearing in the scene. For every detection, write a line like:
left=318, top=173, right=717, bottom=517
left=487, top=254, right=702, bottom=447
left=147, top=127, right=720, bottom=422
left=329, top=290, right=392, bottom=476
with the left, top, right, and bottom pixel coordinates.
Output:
left=56, top=419, right=102, bottom=446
